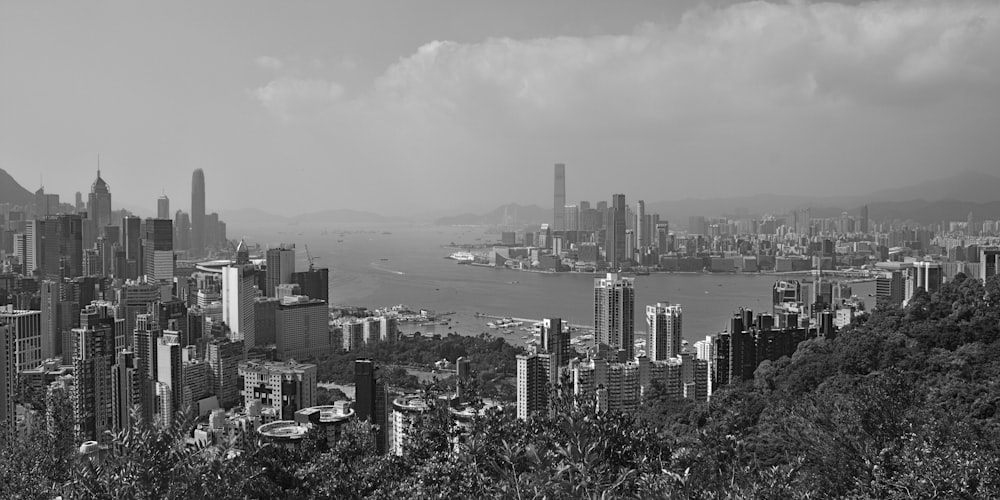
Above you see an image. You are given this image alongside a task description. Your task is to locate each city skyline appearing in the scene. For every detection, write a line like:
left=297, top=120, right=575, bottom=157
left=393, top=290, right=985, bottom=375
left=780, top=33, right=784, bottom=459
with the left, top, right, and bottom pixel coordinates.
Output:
left=4, top=1, right=1000, bottom=216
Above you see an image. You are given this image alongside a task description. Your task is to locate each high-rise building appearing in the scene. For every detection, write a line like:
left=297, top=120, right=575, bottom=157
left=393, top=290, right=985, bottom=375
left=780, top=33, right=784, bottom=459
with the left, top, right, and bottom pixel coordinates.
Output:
left=0, top=307, right=43, bottom=372
left=39, top=215, right=83, bottom=280
left=540, top=318, right=570, bottom=370
left=22, top=220, right=39, bottom=275
left=157, top=195, right=170, bottom=220
left=981, top=247, right=1000, bottom=283
left=156, top=332, right=183, bottom=425
left=355, top=359, right=389, bottom=454
left=87, top=170, right=112, bottom=235
left=119, top=280, right=164, bottom=349
left=40, top=280, right=60, bottom=360
left=291, top=267, right=329, bottom=303
left=239, top=359, right=316, bottom=420
left=173, top=210, right=191, bottom=252
left=594, top=273, right=635, bottom=359
left=646, top=302, right=682, bottom=361
left=111, top=349, right=141, bottom=433
left=132, top=313, right=159, bottom=424
left=275, top=295, right=329, bottom=360
left=265, top=245, right=295, bottom=297
left=516, top=352, right=551, bottom=420
left=72, top=307, right=118, bottom=442
left=143, top=218, right=174, bottom=282
left=121, top=216, right=142, bottom=280
left=553, top=164, right=566, bottom=232
left=605, top=194, right=627, bottom=269
left=0, top=323, right=13, bottom=432
left=191, top=169, right=206, bottom=255
left=223, top=240, right=258, bottom=351
left=636, top=200, right=646, bottom=248
left=859, top=205, right=869, bottom=234
left=206, top=338, right=243, bottom=408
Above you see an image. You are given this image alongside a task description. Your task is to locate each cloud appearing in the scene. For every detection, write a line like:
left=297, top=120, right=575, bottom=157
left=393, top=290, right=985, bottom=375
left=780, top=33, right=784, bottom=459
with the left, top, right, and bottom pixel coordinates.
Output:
left=254, top=56, right=284, bottom=71
left=248, top=0, right=1000, bottom=211
left=252, top=77, right=344, bottom=121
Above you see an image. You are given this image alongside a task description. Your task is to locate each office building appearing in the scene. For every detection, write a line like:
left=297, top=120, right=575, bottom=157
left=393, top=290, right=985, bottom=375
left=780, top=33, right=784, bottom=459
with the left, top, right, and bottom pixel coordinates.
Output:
left=275, top=295, right=329, bottom=360
left=646, top=302, right=682, bottom=361
left=0, top=307, right=43, bottom=372
left=39, top=215, right=83, bottom=280
left=207, top=338, right=243, bottom=408
left=516, top=352, right=551, bottom=420
left=142, top=218, right=174, bottom=282
left=222, top=241, right=258, bottom=350
left=392, top=396, right=431, bottom=456
left=605, top=194, right=627, bottom=268
left=636, top=200, right=646, bottom=248
left=119, top=280, right=164, bottom=349
left=87, top=170, right=112, bottom=235
left=875, top=270, right=906, bottom=308
left=594, top=273, right=635, bottom=359
left=173, top=210, right=191, bottom=252
left=191, top=169, right=206, bottom=255
left=291, top=267, right=329, bottom=303
left=156, top=332, right=183, bottom=425
left=22, top=220, right=39, bottom=275
left=354, top=359, right=389, bottom=454
left=239, top=359, right=316, bottom=420
left=265, top=244, right=295, bottom=297
left=553, top=164, right=565, bottom=232
left=157, top=195, right=170, bottom=220
left=121, top=216, right=142, bottom=279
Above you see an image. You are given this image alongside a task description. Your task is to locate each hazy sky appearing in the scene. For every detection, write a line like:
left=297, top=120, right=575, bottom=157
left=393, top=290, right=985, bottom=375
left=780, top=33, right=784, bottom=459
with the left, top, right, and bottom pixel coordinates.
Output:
left=2, top=0, right=999, bottom=217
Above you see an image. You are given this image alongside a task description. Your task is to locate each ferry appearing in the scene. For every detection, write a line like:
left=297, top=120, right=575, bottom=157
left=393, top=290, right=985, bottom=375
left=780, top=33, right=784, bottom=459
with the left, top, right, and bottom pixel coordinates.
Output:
left=448, top=251, right=476, bottom=262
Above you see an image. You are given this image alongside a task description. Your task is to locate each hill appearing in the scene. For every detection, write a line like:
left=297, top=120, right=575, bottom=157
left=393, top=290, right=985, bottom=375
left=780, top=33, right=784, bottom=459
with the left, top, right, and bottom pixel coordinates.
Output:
left=0, top=168, right=34, bottom=206
left=434, top=203, right=549, bottom=226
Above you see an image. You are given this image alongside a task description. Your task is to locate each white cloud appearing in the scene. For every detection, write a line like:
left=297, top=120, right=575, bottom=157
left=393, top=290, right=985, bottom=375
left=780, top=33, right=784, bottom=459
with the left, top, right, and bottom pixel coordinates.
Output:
left=252, top=77, right=344, bottom=121
left=248, top=0, right=1000, bottom=210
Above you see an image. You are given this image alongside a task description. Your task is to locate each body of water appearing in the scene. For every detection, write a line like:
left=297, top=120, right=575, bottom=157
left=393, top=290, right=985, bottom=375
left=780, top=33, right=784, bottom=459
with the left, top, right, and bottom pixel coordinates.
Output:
left=252, top=224, right=874, bottom=344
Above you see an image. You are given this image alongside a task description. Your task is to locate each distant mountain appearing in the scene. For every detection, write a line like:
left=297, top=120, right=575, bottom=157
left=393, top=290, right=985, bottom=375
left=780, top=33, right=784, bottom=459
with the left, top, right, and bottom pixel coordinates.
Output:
left=866, top=199, right=1000, bottom=225
left=294, top=209, right=408, bottom=225
left=219, top=207, right=407, bottom=234
left=0, top=168, right=34, bottom=206
left=434, top=203, right=549, bottom=226
left=864, top=170, right=1000, bottom=204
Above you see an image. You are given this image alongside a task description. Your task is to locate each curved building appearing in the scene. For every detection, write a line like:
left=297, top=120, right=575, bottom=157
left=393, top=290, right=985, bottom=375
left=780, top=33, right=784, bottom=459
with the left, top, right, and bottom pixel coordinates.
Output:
left=191, top=169, right=205, bottom=255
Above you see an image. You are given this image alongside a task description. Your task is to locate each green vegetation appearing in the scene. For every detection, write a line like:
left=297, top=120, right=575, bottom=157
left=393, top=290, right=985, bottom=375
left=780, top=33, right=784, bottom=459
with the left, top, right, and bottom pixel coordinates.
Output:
left=310, top=332, right=522, bottom=398
left=4, top=274, right=1000, bottom=498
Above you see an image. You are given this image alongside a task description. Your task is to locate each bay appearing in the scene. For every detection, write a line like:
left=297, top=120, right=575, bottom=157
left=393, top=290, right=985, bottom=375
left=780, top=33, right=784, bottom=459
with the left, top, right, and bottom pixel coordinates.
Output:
left=252, top=224, right=874, bottom=344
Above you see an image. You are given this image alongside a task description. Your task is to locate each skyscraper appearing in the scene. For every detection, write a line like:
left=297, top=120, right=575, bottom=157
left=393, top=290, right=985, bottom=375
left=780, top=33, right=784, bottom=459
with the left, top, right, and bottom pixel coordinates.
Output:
left=143, top=218, right=174, bottom=282
left=174, top=210, right=191, bottom=251
left=0, top=307, right=43, bottom=372
left=859, top=205, right=869, bottom=234
left=87, top=170, right=112, bottom=234
left=291, top=268, right=329, bottom=303
left=72, top=306, right=118, bottom=442
left=355, top=358, right=388, bottom=454
left=0, top=323, right=14, bottom=432
left=553, top=164, right=565, bottom=232
left=265, top=244, right=295, bottom=297
left=191, top=169, right=206, bottom=255
left=540, top=318, right=570, bottom=371
left=121, top=216, right=142, bottom=280
left=223, top=240, right=258, bottom=350
left=646, top=302, right=682, bottom=361
left=605, top=194, right=627, bottom=269
left=157, top=195, right=170, bottom=219
left=594, top=273, right=635, bottom=359
left=636, top=200, right=646, bottom=248
left=516, top=352, right=551, bottom=420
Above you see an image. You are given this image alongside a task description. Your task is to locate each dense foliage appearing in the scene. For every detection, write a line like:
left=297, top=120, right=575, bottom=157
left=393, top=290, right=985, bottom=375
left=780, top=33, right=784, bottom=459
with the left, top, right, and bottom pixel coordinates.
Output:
left=313, top=332, right=521, bottom=398
left=4, top=274, right=1000, bottom=498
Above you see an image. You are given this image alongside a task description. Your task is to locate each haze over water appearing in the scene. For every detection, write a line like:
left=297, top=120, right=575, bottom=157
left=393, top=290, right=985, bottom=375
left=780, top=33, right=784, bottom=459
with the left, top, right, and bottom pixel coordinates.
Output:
left=255, top=225, right=874, bottom=343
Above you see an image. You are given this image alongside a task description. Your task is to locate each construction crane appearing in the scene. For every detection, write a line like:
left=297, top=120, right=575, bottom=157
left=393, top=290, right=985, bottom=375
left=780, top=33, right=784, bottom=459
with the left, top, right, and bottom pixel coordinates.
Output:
left=305, top=244, right=321, bottom=271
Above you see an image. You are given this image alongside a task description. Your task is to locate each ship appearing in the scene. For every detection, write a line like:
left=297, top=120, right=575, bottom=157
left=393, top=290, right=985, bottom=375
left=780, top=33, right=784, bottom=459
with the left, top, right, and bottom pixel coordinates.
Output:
left=448, top=251, right=476, bottom=262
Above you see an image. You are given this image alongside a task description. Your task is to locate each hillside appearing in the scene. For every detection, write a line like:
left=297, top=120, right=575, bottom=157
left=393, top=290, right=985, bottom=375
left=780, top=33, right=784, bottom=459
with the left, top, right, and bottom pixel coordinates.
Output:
left=434, top=203, right=548, bottom=226
left=0, top=168, right=34, bottom=206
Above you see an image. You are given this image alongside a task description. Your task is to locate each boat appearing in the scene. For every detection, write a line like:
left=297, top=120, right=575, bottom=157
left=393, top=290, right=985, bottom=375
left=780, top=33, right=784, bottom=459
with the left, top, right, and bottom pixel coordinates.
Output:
left=448, top=251, right=476, bottom=262
left=380, top=258, right=389, bottom=261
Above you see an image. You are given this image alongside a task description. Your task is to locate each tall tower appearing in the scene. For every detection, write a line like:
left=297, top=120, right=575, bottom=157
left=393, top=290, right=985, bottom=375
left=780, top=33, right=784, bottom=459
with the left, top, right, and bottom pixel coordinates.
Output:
left=0, top=323, right=14, bottom=432
left=646, top=302, right=682, bottom=361
left=265, top=244, right=295, bottom=297
left=143, top=218, right=174, bottom=282
left=157, top=195, right=170, bottom=220
left=636, top=200, right=646, bottom=248
left=191, top=169, right=206, bottom=255
left=223, top=240, right=257, bottom=351
left=541, top=318, right=569, bottom=371
left=553, top=164, right=565, bottom=232
left=87, top=170, right=112, bottom=234
left=859, top=205, right=869, bottom=234
left=594, top=273, right=635, bottom=359
left=605, top=194, right=627, bottom=269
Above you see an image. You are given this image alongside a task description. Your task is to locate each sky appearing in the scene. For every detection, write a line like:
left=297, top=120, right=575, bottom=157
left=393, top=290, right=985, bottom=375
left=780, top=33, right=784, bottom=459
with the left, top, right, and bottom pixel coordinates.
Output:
left=2, top=0, right=999, bottom=218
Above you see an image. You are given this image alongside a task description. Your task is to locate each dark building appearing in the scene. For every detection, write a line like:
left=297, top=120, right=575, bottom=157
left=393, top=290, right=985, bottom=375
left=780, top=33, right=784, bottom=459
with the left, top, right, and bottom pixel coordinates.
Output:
left=291, top=268, right=329, bottom=303
left=354, top=359, right=388, bottom=454
left=191, top=169, right=206, bottom=255
left=605, top=194, right=627, bottom=268
left=174, top=210, right=191, bottom=251
left=122, top=216, right=142, bottom=280
left=38, top=215, right=83, bottom=280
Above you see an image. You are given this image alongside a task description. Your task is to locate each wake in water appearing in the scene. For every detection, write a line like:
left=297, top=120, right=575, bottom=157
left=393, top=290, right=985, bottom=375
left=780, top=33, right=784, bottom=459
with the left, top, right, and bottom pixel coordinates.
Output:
left=371, top=262, right=405, bottom=275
